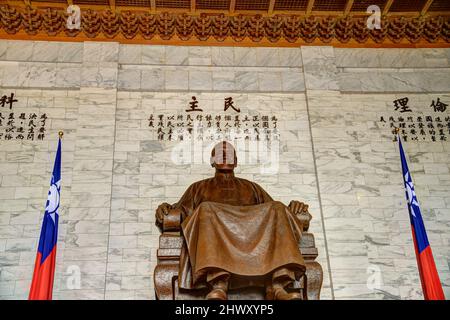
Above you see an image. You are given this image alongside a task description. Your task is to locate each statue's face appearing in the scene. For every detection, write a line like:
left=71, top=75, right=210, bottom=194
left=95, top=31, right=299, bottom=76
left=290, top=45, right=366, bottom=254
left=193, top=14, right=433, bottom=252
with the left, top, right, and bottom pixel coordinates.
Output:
left=211, top=141, right=237, bottom=171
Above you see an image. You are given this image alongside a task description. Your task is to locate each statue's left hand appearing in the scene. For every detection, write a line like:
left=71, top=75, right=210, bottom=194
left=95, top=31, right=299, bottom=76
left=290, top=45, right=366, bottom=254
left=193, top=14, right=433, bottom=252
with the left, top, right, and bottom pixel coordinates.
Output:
left=288, top=200, right=309, bottom=215
left=156, top=202, right=173, bottom=226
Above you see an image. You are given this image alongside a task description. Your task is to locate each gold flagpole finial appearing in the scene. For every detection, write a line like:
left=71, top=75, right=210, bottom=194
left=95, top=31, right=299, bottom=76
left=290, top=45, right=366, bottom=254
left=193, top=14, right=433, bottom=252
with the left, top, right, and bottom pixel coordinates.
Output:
left=58, top=131, right=64, bottom=139
left=394, top=127, right=400, bottom=134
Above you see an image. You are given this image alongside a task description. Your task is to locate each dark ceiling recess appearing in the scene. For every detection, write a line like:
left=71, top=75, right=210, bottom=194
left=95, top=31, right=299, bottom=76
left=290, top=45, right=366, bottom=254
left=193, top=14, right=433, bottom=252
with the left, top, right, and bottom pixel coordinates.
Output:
left=312, top=0, right=348, bottom=12
left=429, top=0, right=450, bottom=12
left=351, top=0, right=387, bottom=12
left=156, top=0, right=191, bottom=9
left=32, top=0, right=66, bottom=3
left=235, top=0, right=270, bottom=11
left=274, top=0, right=308, bottom=11
left=19, top=0, right=450, bottom=12
left=389, top=0, right=428, bottom=12
left=196, top=0, right=231, bottom=10
left=73, top=0, right=110, bottom=5
left=116, top=0, right=152, bottom=6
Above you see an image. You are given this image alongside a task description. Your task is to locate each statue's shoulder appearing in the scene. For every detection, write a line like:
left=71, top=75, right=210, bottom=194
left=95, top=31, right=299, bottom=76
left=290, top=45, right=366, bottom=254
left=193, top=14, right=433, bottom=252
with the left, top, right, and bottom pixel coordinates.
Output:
left=236, top=176, right=259, bottom=187
left=187, top=177, right=214, bottom=189
left=236, top=176, right=270, bottom=194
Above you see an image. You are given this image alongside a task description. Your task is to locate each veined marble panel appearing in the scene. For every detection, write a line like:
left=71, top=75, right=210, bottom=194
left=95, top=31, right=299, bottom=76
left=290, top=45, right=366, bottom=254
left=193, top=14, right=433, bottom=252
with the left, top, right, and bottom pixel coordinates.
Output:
left=301, top=47, right=339, bottom=91
left=309, top=90, right=450, bottom=300
left=338, top=70, right=450, bottom=93
left=335, top=48, right=450, bottom=68
left=118, top=65, right=304, bottom=92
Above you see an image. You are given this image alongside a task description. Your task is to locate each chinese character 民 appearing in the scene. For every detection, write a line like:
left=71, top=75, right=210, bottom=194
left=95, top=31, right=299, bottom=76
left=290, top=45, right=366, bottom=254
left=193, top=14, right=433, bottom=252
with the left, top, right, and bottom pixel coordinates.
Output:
left=393, top=97, right=412, bottom=113
left=430, top=98, right=448, bottom=113
left=186, top=96, right=203, bottom=112
left=0, top=93, right=18, bottom=110
left=224, top=97, right=240, bottom=113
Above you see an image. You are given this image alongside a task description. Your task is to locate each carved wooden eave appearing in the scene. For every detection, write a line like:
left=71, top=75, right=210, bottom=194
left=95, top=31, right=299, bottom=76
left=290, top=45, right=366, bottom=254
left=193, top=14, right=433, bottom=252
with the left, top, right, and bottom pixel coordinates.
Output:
left=0, top=0, right=449, bottom=47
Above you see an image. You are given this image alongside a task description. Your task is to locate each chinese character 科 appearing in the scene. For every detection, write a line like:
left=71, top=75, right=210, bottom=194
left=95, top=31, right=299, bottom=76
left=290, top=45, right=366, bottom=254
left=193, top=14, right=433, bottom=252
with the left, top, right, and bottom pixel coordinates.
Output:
left=185, top=96, right=203, bottom=112
left=393, top=97, right=412, bottom=113
left=0, top=93, right=18, bottom=110
left=224, top=97, right=240, bottom=113
left=430, top=98, right=448, bottom=113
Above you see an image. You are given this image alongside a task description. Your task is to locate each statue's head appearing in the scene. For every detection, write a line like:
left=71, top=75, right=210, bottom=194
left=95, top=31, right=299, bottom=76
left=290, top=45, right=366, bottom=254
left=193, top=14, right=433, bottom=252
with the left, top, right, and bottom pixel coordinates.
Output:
left=210, top=141, right=237, bottom=171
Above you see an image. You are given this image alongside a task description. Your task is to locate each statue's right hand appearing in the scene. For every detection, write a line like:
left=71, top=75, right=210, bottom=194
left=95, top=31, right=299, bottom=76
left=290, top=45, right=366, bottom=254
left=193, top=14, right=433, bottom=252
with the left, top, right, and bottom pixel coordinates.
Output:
left=156, top=202, right=172, bottom=225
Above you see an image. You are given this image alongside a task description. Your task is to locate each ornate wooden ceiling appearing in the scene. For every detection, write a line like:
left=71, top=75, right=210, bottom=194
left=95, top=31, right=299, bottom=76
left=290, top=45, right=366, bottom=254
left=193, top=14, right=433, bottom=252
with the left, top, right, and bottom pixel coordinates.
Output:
left=0, top=0, right=449, bottom=47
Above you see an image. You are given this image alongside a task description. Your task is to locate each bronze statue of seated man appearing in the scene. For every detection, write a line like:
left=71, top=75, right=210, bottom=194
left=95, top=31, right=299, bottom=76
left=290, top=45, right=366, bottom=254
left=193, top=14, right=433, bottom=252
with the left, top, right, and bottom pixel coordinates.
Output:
left=155, top=141, right=310, bottom=300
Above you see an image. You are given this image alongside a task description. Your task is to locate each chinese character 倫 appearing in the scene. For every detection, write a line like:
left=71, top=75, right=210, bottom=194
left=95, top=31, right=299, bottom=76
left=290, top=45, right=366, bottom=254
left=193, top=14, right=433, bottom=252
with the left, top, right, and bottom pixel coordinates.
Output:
left=430, top=98, right=448, bottom=113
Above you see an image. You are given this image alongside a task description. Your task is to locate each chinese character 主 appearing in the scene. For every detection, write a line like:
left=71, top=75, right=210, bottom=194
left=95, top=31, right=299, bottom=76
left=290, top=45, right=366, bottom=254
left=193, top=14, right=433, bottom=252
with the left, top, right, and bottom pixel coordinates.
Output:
left=430, top=98, right=448, bottom=113
left=185, top=96, right=203, bottom=112
left=393, top=97, right=412, bottom=113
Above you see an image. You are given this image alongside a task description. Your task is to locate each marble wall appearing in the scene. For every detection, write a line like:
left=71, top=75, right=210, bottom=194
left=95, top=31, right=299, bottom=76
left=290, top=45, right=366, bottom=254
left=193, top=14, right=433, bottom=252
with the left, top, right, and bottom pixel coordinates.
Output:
left=0, top=40, right=449, bottom=300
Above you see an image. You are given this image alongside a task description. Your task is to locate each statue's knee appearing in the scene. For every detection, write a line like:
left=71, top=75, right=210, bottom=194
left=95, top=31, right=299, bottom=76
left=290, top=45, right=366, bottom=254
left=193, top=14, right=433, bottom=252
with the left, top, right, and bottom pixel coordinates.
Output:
left=197, top=202, right=215, bottom=219
left=271, top=201, right=285, bottom=211
left=267, top=201, right=289, bottom=219
left=197, top=201, right=211, bottom=209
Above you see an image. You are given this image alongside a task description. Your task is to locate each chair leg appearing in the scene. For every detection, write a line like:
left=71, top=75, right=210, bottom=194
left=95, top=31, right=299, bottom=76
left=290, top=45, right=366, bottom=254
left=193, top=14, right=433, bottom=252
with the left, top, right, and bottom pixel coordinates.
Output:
left=302, top=274, right=308, bottom=300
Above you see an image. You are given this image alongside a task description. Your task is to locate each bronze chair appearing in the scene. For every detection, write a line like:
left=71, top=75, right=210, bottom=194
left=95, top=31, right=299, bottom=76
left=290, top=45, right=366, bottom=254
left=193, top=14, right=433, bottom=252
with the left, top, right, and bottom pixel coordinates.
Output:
left=154, top=203, right=323, bottom=300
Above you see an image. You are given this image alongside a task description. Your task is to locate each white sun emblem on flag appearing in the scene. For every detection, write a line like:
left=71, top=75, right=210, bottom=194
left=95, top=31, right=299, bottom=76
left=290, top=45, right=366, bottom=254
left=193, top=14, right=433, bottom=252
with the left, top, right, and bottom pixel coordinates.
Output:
left=46, top=177, right=61, bottom=223
left=404, top=171, right=418, bottom=217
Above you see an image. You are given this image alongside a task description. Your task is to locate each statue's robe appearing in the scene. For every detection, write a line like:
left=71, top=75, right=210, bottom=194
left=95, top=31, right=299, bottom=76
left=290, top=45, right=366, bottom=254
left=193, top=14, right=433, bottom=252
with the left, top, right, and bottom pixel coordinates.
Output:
left=173, top=172, right=306, bottom=290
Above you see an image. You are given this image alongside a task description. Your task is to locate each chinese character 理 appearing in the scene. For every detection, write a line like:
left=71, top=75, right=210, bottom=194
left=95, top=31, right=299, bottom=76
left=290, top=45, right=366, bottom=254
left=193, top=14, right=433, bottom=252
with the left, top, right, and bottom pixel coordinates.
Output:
left=393, top=97, right=412, bottom=113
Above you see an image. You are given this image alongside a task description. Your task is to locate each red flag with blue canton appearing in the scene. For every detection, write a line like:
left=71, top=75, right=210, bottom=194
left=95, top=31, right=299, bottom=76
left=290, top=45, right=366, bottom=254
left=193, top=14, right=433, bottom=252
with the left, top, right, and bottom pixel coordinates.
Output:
left=29, top=137, right=61, bottom=300
left=398, top=136, right=445, bottom=300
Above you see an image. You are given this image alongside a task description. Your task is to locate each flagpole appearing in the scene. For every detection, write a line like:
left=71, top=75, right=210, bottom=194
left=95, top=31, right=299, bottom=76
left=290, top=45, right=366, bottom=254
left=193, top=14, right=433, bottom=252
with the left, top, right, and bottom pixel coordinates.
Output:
left=395, top=127, right=445, bottom=300
left=397, top=128, right=426, bottom=297
left=394, top=127, right=399, bottom=139
left=29, top=132, right=63, bottom=300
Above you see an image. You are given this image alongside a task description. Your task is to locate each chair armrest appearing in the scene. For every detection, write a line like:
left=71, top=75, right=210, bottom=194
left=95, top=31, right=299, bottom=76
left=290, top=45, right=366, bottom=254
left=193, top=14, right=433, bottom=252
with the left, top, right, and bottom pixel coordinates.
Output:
left=297, top=211, right=312, bottom=232
left=161, top=208, right=183, bottom=232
